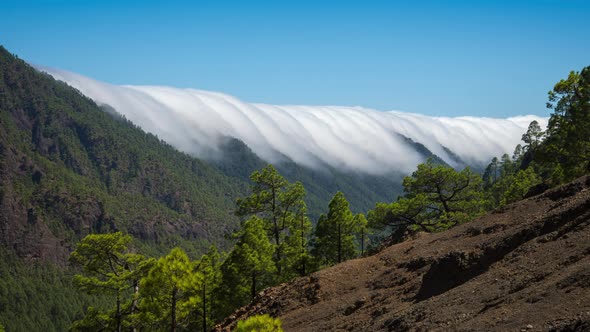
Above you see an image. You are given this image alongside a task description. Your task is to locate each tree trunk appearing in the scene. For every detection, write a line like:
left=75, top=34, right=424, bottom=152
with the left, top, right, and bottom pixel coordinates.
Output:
left=171, top=287, right=177, bottom=332
left=271, top=187, right=282, bottom=276
left=116, top=292, right=122, bottom=332
left=301, top=216, right=306, bottom=276
left=202, top=283, right=207, bottom=332
left=361, top=230, right=365, bottom=257
left=337, top=222, right=342, bottom=263
left=251, top=272, right=257, bottom=300
left=131, top=280, right=139, bottom=332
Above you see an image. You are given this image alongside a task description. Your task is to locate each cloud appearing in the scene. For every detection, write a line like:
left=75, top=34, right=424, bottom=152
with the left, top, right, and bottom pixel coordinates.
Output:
left=39, top=67, right=547, bottom=175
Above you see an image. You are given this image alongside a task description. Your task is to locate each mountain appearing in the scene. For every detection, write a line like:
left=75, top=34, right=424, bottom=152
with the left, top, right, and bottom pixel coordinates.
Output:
left=216, top=176, right=590, bottom=331
left=0, top=46, right=405, bottom=330
left=0, top=46, right=402, bottom=264
left=0, top=47, right=250, bottom=262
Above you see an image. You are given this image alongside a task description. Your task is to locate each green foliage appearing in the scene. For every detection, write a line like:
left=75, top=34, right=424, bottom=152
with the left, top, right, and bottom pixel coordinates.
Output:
left=235, top=314, right=283, bottom=332
left=354, top=213, right=369, bottom=256
left=219, top=217, right=276, bottom=318
left=69, top=232, right=151, bottom=331
left=282, top=210, right=312, bottom=277
left=69, top=234, right=225, bottom=331
left=139, top=248, right=200, bottom=331
left=196, top=246, right=224, bottom=331
left=312, top=192, right=359, bottom=266
left=500, top=168, right=542, bottom=205
left=236, top=165, right=311, bottom=280
left=522, top=120, right=545, bottom=151
left=65, top=225, right=279, bottom=331
left=536, top=66, right=590, bottom=182
left=369, top=159, right=485, bottom=239
left=483, top=151, right=529, bottom=208
left=0, top=248, right=109, bottom=332
left=483, top=66, right=589, bottom=209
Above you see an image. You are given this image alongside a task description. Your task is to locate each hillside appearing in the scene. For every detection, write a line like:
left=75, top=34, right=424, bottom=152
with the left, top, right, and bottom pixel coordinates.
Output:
left=216, top=176, right=590, bottom=331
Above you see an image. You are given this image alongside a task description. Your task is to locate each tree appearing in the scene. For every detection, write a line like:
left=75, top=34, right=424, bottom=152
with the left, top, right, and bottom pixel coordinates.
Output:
left=236, top=165, right=309, bottom=279
left=482, top=157, right=500, bottom=190
left=219, top=217, right=275, bottom=318
left=500, top=153, right=514, bottom=177
left=521, top=120, right=545, bottom=151
left=313, top=192, right=357, bottom=266
left=368, top=194, right=431, bottom=237
left=195, top=246, right=223, bottom=332
left=512, top=144, right=523, bottom=164
left=69, top=232, right=149, bottom=332
left=537, top=66, right=590, bottom=181
left=282, top=208, right=312, bottom=277
left=235, top=315, right=283, bottom=332
left=500, top=168, right=542, bottom=205
left=369, top=159, right=485, bottom=237
left=354, top=213, right=369, bottom=257
left=139, top=248, right=200, bottom=332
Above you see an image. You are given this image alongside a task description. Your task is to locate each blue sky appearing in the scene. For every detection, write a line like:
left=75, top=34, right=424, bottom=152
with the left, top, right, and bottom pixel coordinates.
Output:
left=1, top=0, right=589, bottom=117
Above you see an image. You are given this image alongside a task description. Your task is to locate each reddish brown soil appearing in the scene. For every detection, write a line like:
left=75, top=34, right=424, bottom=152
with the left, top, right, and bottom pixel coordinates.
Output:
left=216, top=176, right=590, bottom=331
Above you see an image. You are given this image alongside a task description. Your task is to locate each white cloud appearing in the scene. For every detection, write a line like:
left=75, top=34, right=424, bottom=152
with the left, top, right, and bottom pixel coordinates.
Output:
left=39, top=67, right=548, bottom=175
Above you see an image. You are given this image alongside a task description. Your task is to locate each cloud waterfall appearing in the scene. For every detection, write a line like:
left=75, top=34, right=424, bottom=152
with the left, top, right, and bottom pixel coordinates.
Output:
left=40, top=67, right=547, bottom=175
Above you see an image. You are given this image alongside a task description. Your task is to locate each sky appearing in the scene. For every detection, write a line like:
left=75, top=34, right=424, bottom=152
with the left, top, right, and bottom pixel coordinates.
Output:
left=1, top=0, right=589, bottom=117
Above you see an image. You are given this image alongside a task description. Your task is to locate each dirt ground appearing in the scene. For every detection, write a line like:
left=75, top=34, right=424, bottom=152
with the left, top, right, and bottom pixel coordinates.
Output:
left=216, top=176, right=590, bottom=331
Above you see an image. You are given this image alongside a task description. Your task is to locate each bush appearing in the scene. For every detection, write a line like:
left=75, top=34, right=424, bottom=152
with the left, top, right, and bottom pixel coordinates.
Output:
left=235, top=314, right=283, bottom=332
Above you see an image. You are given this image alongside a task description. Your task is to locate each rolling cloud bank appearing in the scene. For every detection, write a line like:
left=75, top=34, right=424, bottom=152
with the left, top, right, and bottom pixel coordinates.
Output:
left=41, top=67, right=547, bottom=175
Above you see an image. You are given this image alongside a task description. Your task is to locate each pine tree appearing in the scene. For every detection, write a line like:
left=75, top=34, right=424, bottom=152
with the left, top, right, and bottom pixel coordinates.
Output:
left=369, top=159, right=485, bottom=238
left=537, top=66, right=590, bottom=181
left=219, top=217, right=275, bottom=317
left=313, top=192, right=357, bottom=266
left=196, top=246, right=223, bottom=331
left=283, top=208, right=312, bottom=277
left=139, top=248, right=200, bottom=332
left=69, top=232, right=149, bottom=332
left=354, top=213, right=369, bottom=256
left=500, top=168, right=542, bottom=205
left=236, top=165, right=309, bottom=279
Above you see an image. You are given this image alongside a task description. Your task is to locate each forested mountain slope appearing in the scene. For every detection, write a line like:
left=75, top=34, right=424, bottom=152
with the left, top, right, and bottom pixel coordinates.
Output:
left=217, top=176, right=590, bottom=331
left=0, top=47, right=251, bottom=262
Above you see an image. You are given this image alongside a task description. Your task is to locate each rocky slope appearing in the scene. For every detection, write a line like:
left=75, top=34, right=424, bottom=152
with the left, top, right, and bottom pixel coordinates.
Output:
left=217, top=176, right=590, bottom=331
